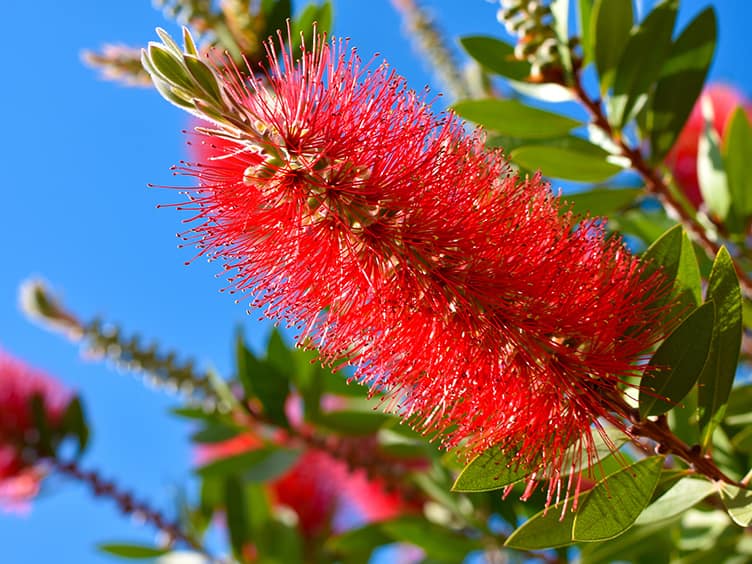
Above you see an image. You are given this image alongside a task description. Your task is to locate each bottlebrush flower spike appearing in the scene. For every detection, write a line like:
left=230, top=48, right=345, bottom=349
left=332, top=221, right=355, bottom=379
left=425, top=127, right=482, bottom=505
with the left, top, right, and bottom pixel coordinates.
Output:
left=195, top=433, right=410, bottom=537
left=145, top=28, right=672, bottom=507
left=0, top=349, right=72, bottom=511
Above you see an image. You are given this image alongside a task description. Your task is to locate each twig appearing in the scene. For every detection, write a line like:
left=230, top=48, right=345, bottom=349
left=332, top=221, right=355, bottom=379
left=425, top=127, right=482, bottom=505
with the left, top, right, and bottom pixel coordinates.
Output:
left=50, top=457, right=216, bottom=561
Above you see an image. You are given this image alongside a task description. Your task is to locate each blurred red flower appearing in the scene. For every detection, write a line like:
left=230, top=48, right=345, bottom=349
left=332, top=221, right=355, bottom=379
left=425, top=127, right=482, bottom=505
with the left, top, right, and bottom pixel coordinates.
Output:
left=666, top=83, right=752, bottom=208
left=173, top=33, right=671, bottom=506
left=195, top=431, right=412, bottom=538
left=0, top=349, right=71, bottom=511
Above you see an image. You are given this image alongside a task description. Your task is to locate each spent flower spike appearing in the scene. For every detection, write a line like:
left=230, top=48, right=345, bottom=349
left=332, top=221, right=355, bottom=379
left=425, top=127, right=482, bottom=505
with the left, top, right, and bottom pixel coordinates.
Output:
left=145, top=27, right=673, bottom=507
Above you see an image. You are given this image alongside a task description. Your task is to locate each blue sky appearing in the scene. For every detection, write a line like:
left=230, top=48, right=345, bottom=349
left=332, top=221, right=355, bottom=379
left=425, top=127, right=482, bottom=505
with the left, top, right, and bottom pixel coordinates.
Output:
left=1, top=1, right=750, bottom=562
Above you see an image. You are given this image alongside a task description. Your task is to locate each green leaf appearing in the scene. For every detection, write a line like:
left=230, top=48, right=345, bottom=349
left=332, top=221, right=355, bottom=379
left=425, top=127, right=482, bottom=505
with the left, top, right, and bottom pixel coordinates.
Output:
left=190, top=424, right=240, bottom=444
left=635, top=477, right=716, bottom=525
left=608, top=0, right=678, bottom=129
left=648, top=7, right=717, bottom=161
left=559, top=426, right=630, bottom=478
left=224, top=476, right=251, bottom=558
left=183, top=54, right=222, bottom=104
left=452, top=99, right=582, bottom=139
left=723, top=108, right=752, bottom=227
left=327, top=523, right=392, bottom=561
left=731, top=425, right=752, bottom=453
left=147, top=43, right=193, bottom=92
left=613, top=209, right=674, bottom=247
left=505, top=497, right=577, bottom=549
left=314, top=410, right=393, bottom=435
left=639, top=301, right=715, bottom=417
left=235, top=329, right=290, bottom=428
left=244, top=483, right=273, bottom=548
left=452, top=447, right=532, bottom=493
left=291, top=1, right=333, bottom=53
left=725, top=384, right=752, bottom=426
left=698, top=101, right=731, bottom=221
left=459, top=36, right=530, bottom=81
left=699, top=248, right=743, bottom=446
left=380, top=516, right=480, bottom=562
left=565, top=188, right=641, bottom=217
left=573, top=456, right=664, bottom=541
left=721, top=484, right=752, bottom=526
left=261, top=0, right=292, bottom=42
left=509, top=145, right=623, bottom=182
left=591, top=0, right=633, bottom=92
left=578, top=0, right=595, bottom=65
left=196, top=447, right=300, bottom=481
left=579, top=517, right=679, bottom=564
left=642, top=225, right=703, bottom=314
left=98, top=543, right=169, bottom=559
left=61, top=396, right=89, bottom=455
left=489, top=133, right=606, bottom=155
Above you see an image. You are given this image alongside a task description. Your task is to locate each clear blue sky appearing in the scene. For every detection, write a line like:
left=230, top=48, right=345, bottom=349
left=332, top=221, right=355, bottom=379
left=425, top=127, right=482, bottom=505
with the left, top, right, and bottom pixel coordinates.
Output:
left=1, top=1, right=749, bottom=562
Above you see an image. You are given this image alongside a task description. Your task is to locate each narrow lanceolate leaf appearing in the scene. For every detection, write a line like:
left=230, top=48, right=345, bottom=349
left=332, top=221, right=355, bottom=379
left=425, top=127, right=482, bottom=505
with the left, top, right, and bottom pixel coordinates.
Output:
left=451, top=446, right=531, bottom=492
left=509, top=145, right=623, bottom=182
left=380, top=517, right=482, bottom=562
left=635, top=477, right=716, bottom=526
left=224, top=476, right=251, bottom=558
left=459, top=36, right=530, bottom=81
left=698, top=102, right=731, bottom=221
left=506, top=457, right=664, bottom=549
left=505, top=498, right=577, bottom=550
left=579, top=518, right=678, bottom=564
left=639, top=301, right=715, bottom=418
left=608, top=0, right=678, bottom=129
left=648, top=7, right=717, bottom=162
left=566, top=188, right=641, bottom=217
left=98, top=543, right=170, bottom=559
left=591, top=0, right=633, bottom=92
left=723, top=108, right=752, bottom=228
left=196, top=447, right=301, bottom=481
left=577, top=0, right=595, bottom=65
left=573, top=456, right=664, bottom=541
left=452, top=99, right=582, bottom=139
left=642, top=225, right=703, bottom=315
left=61, top=396, right=89, bottom=455
left=720, top=484, right=752, bottom=526
left=699, top=248, right=743, bottom=447
left=235, top=330, right=290, bottom=428
left=314, top=410, right=393, bottom=435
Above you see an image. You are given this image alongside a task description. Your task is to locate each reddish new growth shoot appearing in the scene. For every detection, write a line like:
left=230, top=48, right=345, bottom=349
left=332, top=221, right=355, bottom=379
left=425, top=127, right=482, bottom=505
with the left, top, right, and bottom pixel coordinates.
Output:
left=149, top=28, right=672, bottom=508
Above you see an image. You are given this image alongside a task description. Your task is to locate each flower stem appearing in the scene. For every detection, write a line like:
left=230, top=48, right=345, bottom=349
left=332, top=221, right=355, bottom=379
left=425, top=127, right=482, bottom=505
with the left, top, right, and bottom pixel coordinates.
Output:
left=597, top=390, right=744, bottom=486
left=50, top=457, right=215, bottom=560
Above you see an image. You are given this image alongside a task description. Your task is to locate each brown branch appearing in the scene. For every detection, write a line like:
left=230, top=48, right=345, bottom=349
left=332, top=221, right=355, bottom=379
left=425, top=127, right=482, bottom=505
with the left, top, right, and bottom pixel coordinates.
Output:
left=629, top=413, right=742, bottom=486
left=50, top=458, right=215, bottom=560
left=570, top=71, right=752, bottom=299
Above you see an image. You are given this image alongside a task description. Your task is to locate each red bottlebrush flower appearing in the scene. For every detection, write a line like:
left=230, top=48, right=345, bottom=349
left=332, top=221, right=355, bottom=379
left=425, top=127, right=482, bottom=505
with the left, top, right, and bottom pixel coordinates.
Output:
left=0, top=349, right=71, bottom=511
left=167, top=32, right=671, bottom=507
left=195, top=433, right=410, bottom=537
left=666, top=83, right=752, bottom=208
